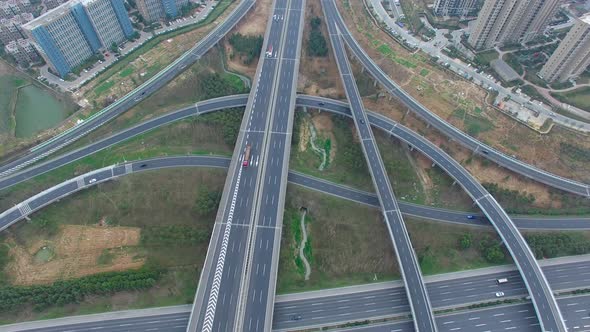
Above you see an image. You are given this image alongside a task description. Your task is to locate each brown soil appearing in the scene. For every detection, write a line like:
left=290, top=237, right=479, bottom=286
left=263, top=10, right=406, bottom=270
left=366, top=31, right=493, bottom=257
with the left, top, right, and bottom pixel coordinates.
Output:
left=225, top=0, right=274, bottom=78
left=298, top=0, right=344, bottom=98
left=6, top=225, right=143, bottom=285
left=311, top=112, right=337, bottom=162
left=334, top=0, right=589, bottom=198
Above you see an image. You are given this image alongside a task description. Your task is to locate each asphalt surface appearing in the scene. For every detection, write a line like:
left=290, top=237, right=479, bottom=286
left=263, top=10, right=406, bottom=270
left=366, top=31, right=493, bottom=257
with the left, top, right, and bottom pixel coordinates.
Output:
left=8, top=259, right=590, bottom=332
left=239, top=0, right=305, bottom=330
left=0, top=94, right=573, bottom=330
left=3, top=155, right=590, bottom=235
left=323, top=1, right=436, bottom=330
left=0, top=0, right=255, bottom=179
left=326, top=0, right=589, bottom=198
left=187, top=0, right=299, bottom=330
left=339, top=295, right=590, bottom=332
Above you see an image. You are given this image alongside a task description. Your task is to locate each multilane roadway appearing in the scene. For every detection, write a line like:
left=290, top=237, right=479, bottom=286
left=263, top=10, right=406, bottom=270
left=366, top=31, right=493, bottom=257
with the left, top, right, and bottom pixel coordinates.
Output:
left=324, top=2, right=437, bottom=330
left=0, top=0, right=255, bottom=178
left=187, top=0, right=296, bottom=330
left=326, top=0, right=590, bottom=198
left=3, top=156, right=590, bottom=235
left=6, top=259, right=590, bottom=332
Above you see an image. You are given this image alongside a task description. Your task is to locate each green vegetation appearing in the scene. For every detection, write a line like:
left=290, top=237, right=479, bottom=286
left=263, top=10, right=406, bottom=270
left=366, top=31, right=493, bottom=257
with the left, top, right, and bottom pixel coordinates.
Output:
left=81, top=0, right=234, bottom=91
left=419, top=68, right=429, bottom=77
left=0, top=243, right=9, bottom=280
left=118, top=67, right=134, bottom=78
left=141, top=225, right=210, bottom=246
left=483, top=182, right=535, bottom=214
left=94, top=80, right=116, bottom=96
left=478, top=236, right=506, bottom=264
left=452, top=108, right=494, bottom=137
left=503, top=53, right=523, bottom=76
left=473, top=50, right=499, bottom=68
left=97, top=250, right=114, bottom=265
left=376, top=43, right=417, bottom=68
left=0, top=268, right=161, bottom=312
left=194, top=187, right=222, bottom=215
left=560, top=142, right=590, bottom=162
left=307, top=17, right=328, bottom=57
left=525, top=233, right=590, bottom=259
left=228, top=33, right=263, bottom=65
left=520, top=84, right=551, bottom=105
left=524, top=69, right=547, bottom=88
left=551, top=87, right=590, bottom=112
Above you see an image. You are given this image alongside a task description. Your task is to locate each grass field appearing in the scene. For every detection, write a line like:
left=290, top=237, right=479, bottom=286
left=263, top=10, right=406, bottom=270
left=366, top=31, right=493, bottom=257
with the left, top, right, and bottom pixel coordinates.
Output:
left=551, top=87, right=590, bottom=112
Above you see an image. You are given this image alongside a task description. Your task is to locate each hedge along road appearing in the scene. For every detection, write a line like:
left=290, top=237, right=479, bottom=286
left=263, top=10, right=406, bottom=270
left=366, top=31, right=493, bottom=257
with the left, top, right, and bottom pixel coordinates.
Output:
left=0, top=0, right=256, bottom=178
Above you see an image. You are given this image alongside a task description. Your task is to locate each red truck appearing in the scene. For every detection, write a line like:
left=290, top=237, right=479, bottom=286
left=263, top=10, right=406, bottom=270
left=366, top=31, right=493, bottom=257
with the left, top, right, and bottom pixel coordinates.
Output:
left=243, top=145, right=252, bottom=167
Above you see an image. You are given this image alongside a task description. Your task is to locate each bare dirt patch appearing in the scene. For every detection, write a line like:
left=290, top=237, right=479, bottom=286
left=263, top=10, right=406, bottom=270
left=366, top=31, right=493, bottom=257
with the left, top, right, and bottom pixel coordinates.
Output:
left=298, top=0, right=344, bottom=97
left=225, top=0, right=273, bottom=78
left=311, top=113, right=337, bottom=161
left=336, top=0, right=590, bottom=188
left=6, top=225, right=143, bottom=285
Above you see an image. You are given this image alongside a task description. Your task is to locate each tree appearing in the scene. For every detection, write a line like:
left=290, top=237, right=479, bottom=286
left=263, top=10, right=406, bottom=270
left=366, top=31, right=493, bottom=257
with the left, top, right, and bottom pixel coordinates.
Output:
left=195, top=187, right=222, bottom=215
left=459, top=233, right=472, bottom=250
left=110, top=42, right=118, bottom=54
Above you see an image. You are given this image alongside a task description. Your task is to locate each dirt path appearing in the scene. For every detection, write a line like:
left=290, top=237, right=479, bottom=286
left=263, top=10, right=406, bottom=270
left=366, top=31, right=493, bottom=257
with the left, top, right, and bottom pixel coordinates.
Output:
left=308, top=121, right=327, bottom=170
left=299, top=209, right=311, bottom=281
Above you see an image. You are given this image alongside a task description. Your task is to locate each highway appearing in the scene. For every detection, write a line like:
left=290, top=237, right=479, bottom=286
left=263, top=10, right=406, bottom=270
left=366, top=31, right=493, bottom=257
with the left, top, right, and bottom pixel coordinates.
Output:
left=3, top=155, right=590, bottom=234
left=237, top=0, right=305, bottom=329
left=6, top=258, right=590, bottom=332
left=326, top=0, right=590, bottom=198
left=186, top=0, right=300, bottom=330
left=0, top=0, right=255, bottom=179
left=324, top=0, right=566, bottom=330
left=323, top=1, right=437, bottom=330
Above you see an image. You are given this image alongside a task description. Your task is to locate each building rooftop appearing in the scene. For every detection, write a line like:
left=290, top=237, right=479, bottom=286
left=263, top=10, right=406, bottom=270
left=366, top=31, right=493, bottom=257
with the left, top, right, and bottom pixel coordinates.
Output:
left=580, top=13, right=590, bottom=25
left=21, top=0, right=80, bottom=30
left=491, top=59, right=520, bottom=82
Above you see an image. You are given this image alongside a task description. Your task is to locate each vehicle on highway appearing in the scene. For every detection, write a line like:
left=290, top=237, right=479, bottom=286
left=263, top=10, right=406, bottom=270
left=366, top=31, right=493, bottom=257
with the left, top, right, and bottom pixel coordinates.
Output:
left=290, top=315, right=302, bottom=321
left=88, top=178, right=97, bottom=184
left=481, top=150, right=489, bottom=154
left=360, top=119, right=365, bottom=124
left=243, top=144, right=252, bottom=167
left=318, top=102, right=325, bottom=106
left=467, top=215, right=476, bottom=219
left=140, top=164, right=147, bottom=168
left=266, top=44, right=273, bottom=57
left=495, top=291, right=505, bottom=297
left=497, top=278, right=508, bottom=284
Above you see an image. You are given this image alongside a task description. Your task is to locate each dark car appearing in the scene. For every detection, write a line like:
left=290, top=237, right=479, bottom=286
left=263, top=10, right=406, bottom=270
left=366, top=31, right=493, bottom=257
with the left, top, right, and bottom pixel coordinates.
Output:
left=318, top=102, right=325, bottom=106
left=139, top=164, right=147, bottom=168
left=481, top=150, right=489, bottom=154
left=291, top=315, right=302, bottom=321
left=467, top=215, right=476, bottom=219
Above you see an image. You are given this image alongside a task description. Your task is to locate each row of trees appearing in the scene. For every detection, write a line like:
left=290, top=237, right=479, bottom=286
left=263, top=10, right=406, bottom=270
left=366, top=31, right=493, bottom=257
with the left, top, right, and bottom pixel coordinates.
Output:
left=0, top=269, right=161, bottom=312
left=525, top=233, right=590, bottom=259
left=229, top=33, right=264, bottom=65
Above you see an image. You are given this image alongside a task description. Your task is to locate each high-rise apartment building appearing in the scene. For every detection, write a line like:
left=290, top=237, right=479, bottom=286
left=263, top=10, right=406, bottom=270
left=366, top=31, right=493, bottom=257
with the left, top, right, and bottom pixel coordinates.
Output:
left=539, top=14, right=590, bottom=83
left=22, top=0, right=134, bottom=77
left=433, top=0, right=478, bottom=17
left=468, top=0, right=561, bottom=50
left=136, top=0, right=188, bottom=22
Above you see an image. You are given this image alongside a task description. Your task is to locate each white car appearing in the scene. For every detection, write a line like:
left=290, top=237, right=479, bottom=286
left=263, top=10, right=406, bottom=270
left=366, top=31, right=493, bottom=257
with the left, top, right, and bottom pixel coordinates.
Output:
left=495, top=291, right=505, bottom=297
left=88, top=178, right=97, bottom=184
